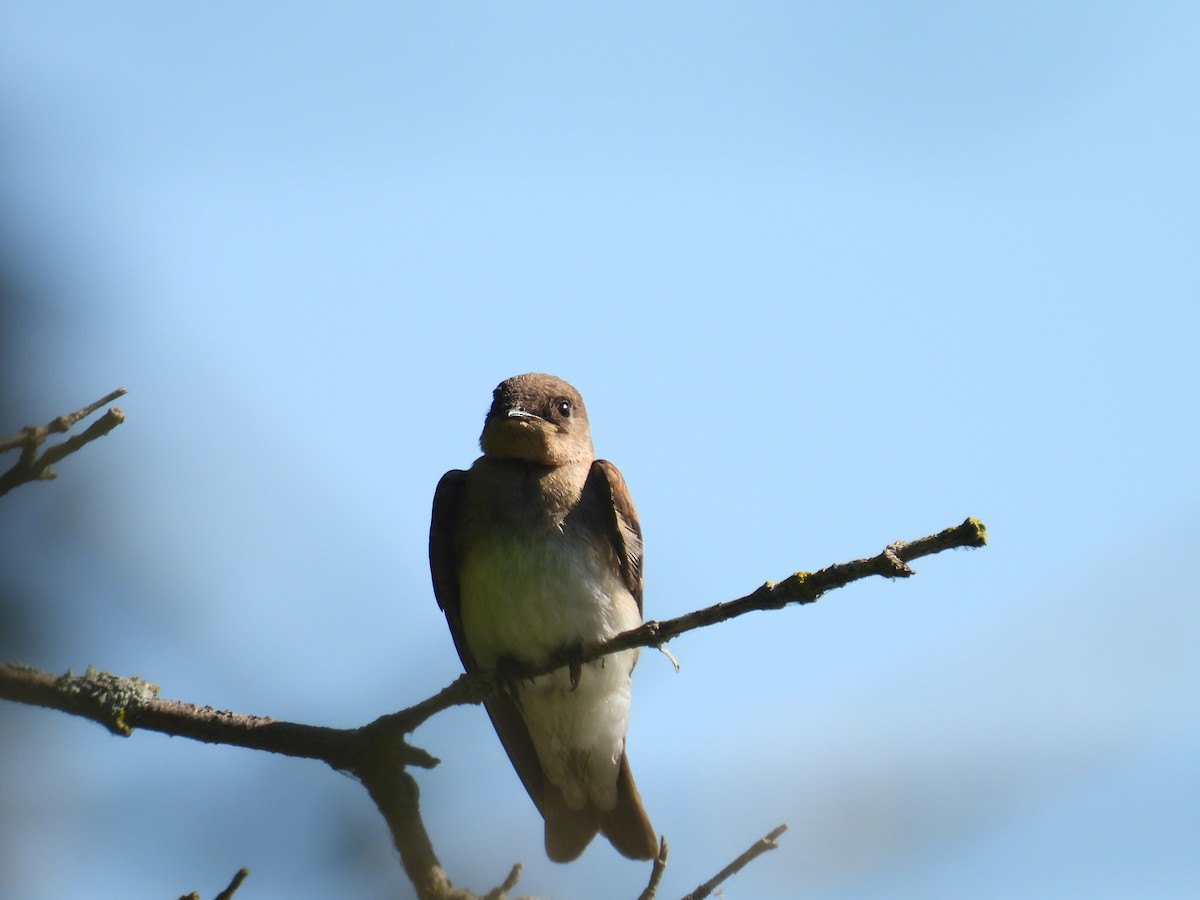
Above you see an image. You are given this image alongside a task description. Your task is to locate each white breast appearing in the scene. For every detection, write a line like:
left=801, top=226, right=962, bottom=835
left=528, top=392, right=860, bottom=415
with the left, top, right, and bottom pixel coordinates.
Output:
left=459, top=528, right=642, bottom=811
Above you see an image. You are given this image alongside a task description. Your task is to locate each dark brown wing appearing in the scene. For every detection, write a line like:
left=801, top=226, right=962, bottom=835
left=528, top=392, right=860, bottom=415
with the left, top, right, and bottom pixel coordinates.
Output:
left=586, top=459, right=644, bottom=614
left=429, top=469, right=475, bottom=671
left=585, top=459, right=657, bottom=860
left=599, top=754, right=658, bottom=860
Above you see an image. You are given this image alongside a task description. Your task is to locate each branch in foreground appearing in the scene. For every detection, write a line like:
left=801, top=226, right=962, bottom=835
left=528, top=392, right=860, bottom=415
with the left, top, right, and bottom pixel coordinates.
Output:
left=0, top=663, right=493, bottom=900
left=0, top=388, right=127, bottom=496
left=372, top=517, right=990, bottom=734
left=0, top=663, right=436, bottom=766
left=0, top=517, right=985, bottom=899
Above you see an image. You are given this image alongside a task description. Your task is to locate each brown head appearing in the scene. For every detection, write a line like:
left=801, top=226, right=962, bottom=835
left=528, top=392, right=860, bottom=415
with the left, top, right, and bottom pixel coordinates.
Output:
left=479, top=373, right=595, bottom=467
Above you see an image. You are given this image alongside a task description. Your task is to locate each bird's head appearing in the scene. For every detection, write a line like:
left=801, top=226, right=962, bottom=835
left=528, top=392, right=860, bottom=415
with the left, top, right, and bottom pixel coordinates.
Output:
left=479, top=373, right=594, bottom=467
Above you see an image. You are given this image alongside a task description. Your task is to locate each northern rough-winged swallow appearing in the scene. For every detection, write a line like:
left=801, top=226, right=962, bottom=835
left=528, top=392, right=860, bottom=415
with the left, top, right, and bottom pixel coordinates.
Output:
left=429, top=373, right=657, bottom=862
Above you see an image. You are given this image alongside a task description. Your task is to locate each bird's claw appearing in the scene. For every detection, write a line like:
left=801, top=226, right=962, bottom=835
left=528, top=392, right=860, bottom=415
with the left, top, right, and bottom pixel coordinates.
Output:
left=494, top=656, right=537, bottom=697
left=569, top=660, right=582, bottom=690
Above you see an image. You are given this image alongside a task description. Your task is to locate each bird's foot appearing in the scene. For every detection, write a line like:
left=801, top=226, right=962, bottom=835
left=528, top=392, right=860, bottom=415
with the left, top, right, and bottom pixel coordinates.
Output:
left=494, top=655, right=538, bottom=697
left=550, top=642, right=586, bottom=691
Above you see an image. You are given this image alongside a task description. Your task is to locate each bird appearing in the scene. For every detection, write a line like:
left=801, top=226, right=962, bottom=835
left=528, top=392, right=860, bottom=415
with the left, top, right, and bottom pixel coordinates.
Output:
left=429, top=373, right=657, bottom=862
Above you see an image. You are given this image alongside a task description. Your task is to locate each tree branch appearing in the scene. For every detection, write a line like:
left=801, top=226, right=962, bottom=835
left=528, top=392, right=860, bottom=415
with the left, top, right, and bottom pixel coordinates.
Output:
left=0, top=517, right=986, bottom=898
left=374, top=517, right=989, bottom=734
left=0, top=663, right=438, bottom=768
left=0, top=388, right=127, bottom=496
left=679, top=824, right=788, bottom=900
left=636, top=838, right=669, bottom=900
left=214, top=868, right=250, bottom=900
left=595, top=516, right=988, bottom=661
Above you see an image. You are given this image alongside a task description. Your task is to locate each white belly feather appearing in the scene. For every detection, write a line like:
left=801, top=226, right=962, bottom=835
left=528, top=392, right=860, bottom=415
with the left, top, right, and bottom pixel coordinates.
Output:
left=459, top=530, right=642, bottom=811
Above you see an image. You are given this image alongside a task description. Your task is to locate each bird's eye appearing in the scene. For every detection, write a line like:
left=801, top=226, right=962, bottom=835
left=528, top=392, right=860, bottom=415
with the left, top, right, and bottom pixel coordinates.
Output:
left=555, top=399, right=572, bottom=418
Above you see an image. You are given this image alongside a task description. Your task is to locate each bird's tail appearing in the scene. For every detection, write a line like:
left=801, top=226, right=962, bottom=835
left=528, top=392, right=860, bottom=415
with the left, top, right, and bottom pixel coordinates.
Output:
left=543, top=752, right=657, bottom=862
left=598, top=753, right=658, bottom=860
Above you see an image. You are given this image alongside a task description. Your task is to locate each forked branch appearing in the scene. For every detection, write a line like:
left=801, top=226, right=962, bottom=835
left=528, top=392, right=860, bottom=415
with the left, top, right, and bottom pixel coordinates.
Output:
left=0, top=388, right=126, bottom=496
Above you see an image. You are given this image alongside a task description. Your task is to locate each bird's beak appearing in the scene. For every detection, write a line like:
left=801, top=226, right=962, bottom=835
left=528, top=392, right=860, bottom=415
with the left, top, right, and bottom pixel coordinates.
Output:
left=481, top=405, right=558, bottom=462
left=505, top=407, right=539, bottom=423
left=502, top=407, right=561, bottom=432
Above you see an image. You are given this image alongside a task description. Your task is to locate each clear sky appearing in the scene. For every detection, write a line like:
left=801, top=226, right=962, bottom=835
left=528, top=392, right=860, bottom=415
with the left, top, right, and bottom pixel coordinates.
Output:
left=1, top=3, right=1198, bottom=898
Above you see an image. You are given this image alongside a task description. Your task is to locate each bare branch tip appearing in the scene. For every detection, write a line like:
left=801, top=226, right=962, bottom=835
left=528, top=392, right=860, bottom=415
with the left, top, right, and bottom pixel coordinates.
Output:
left=61, top=387, right=129, bottom=429
left=636, top=836, right=669, bottom=900
left=681, top=822, right=789, bottom=900
left=214, top=868, right=250, bottom=900
left=0, top=387, right=130, bottom=495
left=499, top=862, right=522, bottom=891
left=482, top=862, right=522, bottom=899
left=962, top=516, right=988, bottom=546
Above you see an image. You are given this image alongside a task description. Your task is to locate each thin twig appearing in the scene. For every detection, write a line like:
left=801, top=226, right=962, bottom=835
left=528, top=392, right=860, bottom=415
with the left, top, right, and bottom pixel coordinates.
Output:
left=594, top=517, right=988, bottom=662
left=0, top=387, right=125, bottom=451
left=680, top=824, right=788, bottom=900
left=482, top=863, right=523, bottom=900
left=637, top=837, right=669, bottom=900
left=178, top=867, right=250, bottom=900
left=0, top=388, right=127, bottom=496
left=214, top=868, right=250, bottom=900
left=380, top=518, right=988, bottom=734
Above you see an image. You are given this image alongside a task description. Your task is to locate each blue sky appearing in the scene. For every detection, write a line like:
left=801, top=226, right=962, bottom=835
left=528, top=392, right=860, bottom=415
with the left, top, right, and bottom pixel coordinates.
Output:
left=1, top=3, right=1198, bottom=898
